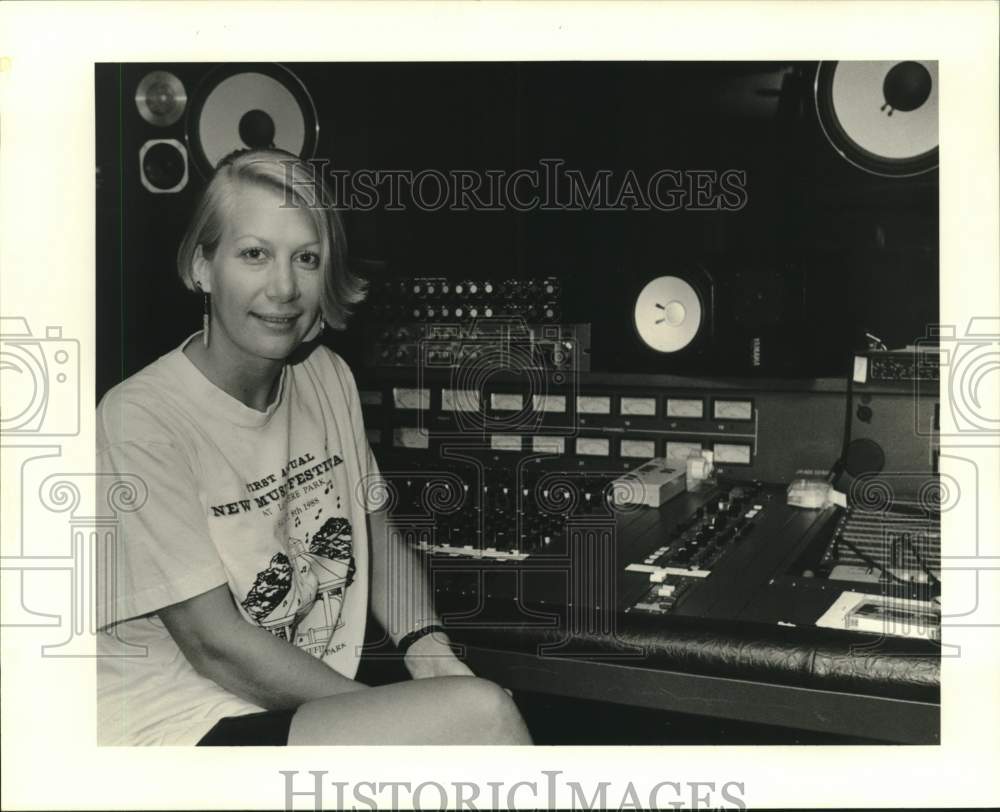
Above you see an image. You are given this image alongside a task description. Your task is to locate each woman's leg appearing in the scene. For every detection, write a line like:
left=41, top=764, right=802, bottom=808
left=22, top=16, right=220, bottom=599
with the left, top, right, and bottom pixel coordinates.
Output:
left=288, top=676, right=532, bottom=745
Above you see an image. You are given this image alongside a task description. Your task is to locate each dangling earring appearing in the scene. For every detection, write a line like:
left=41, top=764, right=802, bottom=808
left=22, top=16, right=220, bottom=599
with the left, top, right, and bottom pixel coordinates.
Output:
left=197, top=282, right=210, bottom=347
left=306, top=314, right=325, bottom=342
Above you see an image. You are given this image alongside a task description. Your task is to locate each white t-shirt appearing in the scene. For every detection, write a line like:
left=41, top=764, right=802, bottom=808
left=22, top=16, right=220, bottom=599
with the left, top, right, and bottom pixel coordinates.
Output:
left=96, top=336, right=376, bottom=745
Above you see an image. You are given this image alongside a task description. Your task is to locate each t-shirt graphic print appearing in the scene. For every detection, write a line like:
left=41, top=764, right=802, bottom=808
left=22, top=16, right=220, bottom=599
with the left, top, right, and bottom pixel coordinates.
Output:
left=240, top=516, right=358, bottom=656
left=203, top=439, right=359, bottom=662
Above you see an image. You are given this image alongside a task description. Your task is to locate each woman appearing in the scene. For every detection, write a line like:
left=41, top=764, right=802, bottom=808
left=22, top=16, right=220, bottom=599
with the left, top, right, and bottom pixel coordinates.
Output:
left=96, top=148, right=531, bottom=746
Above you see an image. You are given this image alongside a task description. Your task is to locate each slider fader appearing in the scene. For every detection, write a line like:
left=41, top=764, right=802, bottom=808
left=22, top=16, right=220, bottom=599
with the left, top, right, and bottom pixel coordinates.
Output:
left=625, top=483, right=769, bottom=615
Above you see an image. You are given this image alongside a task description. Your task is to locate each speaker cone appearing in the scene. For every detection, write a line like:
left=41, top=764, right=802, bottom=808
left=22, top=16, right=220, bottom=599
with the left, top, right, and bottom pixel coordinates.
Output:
left=815, top=60, right=938, bottom=177
left=185, top=63, right=319, bottom=177
left=135, top=70, right=187, bottom=127
left=633, top=275, right=704, bottom=354
left=139, top=139, right=188, bottom=194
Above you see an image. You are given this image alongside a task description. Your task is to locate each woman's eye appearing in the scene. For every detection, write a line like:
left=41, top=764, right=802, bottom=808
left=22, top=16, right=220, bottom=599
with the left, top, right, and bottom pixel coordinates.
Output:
left=240, top=247, right=267, bottom=262
left=296, top=251, right=320, bottom=269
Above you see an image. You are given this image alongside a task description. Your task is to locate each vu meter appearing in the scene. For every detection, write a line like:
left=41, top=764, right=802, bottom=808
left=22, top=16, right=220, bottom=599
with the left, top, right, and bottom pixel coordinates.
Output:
left=713, top=399, right=754, bottom=421
left=666, top=398, right=704, bottom=419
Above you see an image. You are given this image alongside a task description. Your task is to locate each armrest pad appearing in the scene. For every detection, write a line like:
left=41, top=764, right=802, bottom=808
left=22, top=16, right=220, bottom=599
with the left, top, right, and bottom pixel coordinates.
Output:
left=445, top=608, right=940, bottom=702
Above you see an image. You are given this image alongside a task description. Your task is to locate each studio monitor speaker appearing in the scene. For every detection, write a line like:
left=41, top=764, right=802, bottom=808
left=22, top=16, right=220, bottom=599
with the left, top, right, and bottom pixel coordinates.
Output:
left=185, top=63, right=319, bottom=177
left=815, top=60, right=938, bottom=178
left=842, top=365, right=939, bottom=502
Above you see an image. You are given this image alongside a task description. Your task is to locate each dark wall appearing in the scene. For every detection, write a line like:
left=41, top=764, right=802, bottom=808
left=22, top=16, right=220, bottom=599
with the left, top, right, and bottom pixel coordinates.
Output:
left=96, top=61, right=938, bottom=398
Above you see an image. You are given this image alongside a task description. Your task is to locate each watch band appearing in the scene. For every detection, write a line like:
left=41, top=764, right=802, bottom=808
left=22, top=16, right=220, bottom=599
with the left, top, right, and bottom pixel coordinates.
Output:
left=397, top=624, right=446, bottom=655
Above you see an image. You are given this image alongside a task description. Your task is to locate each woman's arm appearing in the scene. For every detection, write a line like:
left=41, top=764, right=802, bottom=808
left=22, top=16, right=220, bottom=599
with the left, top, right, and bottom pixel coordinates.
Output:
left=158, top=584, right=368, bottom=709
left=367, top=509, right=474, bottom=679
left=327, top=350, right=472, bottom=679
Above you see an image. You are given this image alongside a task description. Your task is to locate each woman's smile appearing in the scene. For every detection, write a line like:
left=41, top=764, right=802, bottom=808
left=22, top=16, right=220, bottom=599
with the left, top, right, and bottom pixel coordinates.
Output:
left=251, top=311, right=304, bottom=330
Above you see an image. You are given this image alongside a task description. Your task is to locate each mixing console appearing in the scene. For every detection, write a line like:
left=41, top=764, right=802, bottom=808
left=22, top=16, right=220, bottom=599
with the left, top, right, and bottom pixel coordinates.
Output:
left=385, top=463, right=619, bottom=562
left=823, top=506, right=940, bottom=582
left=624, top=482, right=770, bottom=615
left=380, top=460, right=788, bottom=617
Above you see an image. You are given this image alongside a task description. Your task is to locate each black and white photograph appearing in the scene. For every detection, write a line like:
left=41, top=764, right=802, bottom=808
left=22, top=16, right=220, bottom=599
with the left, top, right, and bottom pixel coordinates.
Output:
left=94, top=58, right=944, bottom=750
left=2, top=2, right=998, bottom=810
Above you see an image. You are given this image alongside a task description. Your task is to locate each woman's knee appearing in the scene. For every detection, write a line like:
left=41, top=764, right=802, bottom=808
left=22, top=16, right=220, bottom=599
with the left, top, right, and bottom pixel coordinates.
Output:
left=448, top=677, right=532, bottom=745
left=289, top=676, right=532, bottom=745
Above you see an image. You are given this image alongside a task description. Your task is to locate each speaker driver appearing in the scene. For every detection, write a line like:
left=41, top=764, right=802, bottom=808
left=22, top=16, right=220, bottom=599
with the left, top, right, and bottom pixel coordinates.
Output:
left=135, top=70, right=187, bottom=127
left=816, top=60, right=938, bottom=177
left=139, top=139, right=189, bottom=194
left=186, top=63, right=319, bottom=177
left=633, top=275, right=703, bottom=353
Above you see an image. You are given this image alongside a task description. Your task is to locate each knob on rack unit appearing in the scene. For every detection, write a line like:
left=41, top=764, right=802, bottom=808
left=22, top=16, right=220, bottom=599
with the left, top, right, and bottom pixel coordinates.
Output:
left=362, top=276, right=589, bottom=371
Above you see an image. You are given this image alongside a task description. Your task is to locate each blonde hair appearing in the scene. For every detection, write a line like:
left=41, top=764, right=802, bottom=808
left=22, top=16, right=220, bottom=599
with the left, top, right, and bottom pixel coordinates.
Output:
left=176, top=148, right=365, bottom=330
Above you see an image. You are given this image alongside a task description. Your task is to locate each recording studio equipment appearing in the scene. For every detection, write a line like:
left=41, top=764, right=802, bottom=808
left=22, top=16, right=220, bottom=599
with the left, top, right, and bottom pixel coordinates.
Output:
left=362, top=328, right=943, bottom=629
left=138, top=138, right=189, bottom=194
left=379, top=454, right=777, bottom=615
left=612, top=458, right=687, bottom=508
left=718, top=262, right=810, bottom=375
left=815, top=60, right=939, bottom=177
left=387, top=462, right=942, bottom=742
left=617, top=263, right=714, bottom=369
left=185, top=63, right=319, bottom=178
left=625, top=482, right=771, bottom=615
left=384, top=459, right=936, bottom=635
left=842, top=348, right=939, bottom=493
left=365, top=320, right=590, bottom=371
left=129, top=63, right=319, bottom=198
left=135, top=70, right=187, bottom=127
left=821, top=504, right=940, bottom=586
left=384, top=462, right=618, bottom=563
left=633, top=275, right=707, bottom=355
left=367, top=276, right=564, bottom=323
left=865, top=347, right=940, bottom=382
left=360, top=372, right=849, bottom=485
left=98, top=60, right=940, bottom=393
left=362, top=276, right=591, bottom=371
left=134, top=72, right=192, bottom=194
left=814, top=590, right=939, bottom=642
left=783, top=494, right=941, bottom=622
left=606, top=260, right=816, bottom=377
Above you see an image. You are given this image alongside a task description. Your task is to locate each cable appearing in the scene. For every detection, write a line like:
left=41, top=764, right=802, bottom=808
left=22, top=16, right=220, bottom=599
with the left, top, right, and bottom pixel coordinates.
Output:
left=904, top=533, right=941, bottom=588
left=826, top=356, right=855, bottom=486
left=835, top=535, right=916, bottom=586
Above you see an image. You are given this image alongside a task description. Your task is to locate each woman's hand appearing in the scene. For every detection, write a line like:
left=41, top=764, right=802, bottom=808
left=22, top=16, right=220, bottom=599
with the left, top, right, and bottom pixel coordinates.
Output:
left=403, top=633, right=475, bottom=680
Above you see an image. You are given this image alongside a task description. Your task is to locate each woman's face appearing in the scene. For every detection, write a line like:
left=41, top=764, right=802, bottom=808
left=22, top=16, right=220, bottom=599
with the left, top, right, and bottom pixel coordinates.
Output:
left=194, top=182, right=323, bottom=366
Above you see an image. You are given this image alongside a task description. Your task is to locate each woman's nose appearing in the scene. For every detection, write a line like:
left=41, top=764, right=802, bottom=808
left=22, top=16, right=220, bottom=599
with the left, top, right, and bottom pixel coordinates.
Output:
left=266, top=258, right=298, bottom=301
